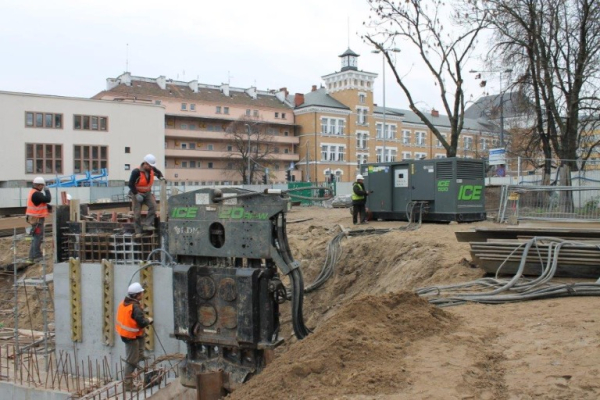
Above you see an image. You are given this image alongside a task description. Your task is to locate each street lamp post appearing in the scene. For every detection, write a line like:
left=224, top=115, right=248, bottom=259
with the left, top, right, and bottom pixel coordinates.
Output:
left=469, top=68, right=513, bottom=147
left=245, top=123, right=251, bottom=184
left=372, top=48, right=400, bottom=163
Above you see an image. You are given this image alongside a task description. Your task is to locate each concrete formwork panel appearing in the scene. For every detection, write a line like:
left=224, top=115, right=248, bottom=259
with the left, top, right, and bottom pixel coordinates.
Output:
left=54, top=262, right=182, bottom=377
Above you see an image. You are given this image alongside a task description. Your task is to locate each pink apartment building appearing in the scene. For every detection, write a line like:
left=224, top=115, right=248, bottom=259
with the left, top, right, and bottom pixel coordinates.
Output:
left=94, top=73, right=299, bottom=185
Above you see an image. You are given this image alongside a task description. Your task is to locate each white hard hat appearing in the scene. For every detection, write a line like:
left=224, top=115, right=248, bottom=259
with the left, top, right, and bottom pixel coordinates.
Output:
left=128, top=282, right=145, bottom=295
left=33, top=177, right=46, bottom=185
left=143, top=154, right=157, bottom=167
left=356, top=174, right=364, bottom=180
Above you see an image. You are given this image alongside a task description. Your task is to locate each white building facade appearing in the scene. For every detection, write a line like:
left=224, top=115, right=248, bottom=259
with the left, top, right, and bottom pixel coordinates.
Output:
left=0, top=91, right=165, bottom=187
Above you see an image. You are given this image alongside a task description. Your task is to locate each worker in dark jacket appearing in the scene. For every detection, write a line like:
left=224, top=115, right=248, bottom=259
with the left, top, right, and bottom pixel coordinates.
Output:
left=25, top=176, right=52, bottom=263
left=352, top=174, right=372, bottom=225
left=115, top=282, right=153, bottom=391
left=128, top=154, right=165, bottom=236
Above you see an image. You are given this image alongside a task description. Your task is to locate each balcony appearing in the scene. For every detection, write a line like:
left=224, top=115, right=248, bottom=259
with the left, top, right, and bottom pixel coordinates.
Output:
left=165, top=148, right=299, bottom=162
left=165, top=128, right=299, bottom=144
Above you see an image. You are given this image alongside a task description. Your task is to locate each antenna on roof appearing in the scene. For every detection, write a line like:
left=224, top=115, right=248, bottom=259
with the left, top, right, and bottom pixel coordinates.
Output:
left=125, top=43, right=129, bottom=73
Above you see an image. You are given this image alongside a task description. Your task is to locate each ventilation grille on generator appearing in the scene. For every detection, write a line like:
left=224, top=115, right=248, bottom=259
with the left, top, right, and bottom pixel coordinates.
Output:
left=436, top=161, right=453, bottom=179
left=457, top=160, right=484, bottom=179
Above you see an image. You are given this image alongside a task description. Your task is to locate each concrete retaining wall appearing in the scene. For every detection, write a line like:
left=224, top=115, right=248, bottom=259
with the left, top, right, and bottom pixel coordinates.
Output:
left=54, top=262, right=183, bottom=378
left=0, top=382, right=70, bottom=400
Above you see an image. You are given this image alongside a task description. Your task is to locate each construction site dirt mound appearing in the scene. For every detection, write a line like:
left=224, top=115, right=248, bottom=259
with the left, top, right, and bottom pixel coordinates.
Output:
left=230, top=292, right=458, bottom=400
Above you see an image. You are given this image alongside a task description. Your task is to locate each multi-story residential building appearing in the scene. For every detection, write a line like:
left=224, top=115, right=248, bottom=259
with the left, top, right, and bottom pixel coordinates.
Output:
left=94, top=73, right=298, bottom=185
left=0, top=91, right=164, bottom=187
left=293, top=49, right=498, bottom=182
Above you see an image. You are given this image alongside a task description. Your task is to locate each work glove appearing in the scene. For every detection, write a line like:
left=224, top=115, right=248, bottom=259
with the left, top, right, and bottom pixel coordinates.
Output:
left=135, top=194, right=144, bottom=203
left=147, top=317, right=154, bottom=325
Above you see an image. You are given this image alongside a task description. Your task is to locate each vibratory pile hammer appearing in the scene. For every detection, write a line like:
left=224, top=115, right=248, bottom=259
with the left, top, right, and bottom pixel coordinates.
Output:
left=167, top=188, right=310, bottom=395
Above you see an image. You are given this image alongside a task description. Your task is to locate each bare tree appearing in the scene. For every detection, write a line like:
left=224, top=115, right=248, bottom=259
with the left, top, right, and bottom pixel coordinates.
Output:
left=225, top=117, right=278, bottom=184
left=364, top=0, right=487, bottom=156
left=476, top=0, right=600, bottom=190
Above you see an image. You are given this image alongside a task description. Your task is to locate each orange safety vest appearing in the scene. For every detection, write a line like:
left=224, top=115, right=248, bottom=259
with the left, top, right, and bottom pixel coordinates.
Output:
left=115, top=301, right=144, bottom=339
left=26, top=189, right=49, bottom=218
left=136, top=169, right=155, bottom=193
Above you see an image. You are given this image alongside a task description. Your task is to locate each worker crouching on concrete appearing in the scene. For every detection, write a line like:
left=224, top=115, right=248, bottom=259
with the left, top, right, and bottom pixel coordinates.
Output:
left=115, top=282, right=153, bottom=391
left=128, top=154, right=165, bottom=236
left=25, top=176, right=52, bottom=263
left=352, top=174, right=372, bottom=225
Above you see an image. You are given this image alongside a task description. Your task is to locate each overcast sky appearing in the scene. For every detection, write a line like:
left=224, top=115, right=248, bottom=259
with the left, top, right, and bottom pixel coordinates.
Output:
left=0, top=0, right=493, bottom=112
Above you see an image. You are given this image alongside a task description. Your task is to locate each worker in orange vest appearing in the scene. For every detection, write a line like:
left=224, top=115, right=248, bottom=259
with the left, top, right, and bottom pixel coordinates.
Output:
left=127, top=154, right=165, bottom=236
left=115, top=282, right=153, bottom=391
left=25, top=177, right=52, bottom=264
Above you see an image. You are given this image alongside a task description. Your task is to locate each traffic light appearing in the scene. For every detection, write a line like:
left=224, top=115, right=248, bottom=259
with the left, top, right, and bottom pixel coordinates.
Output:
left=286, top=170, right=291, bottom=182
left=262, top=174, right=268, bottom=184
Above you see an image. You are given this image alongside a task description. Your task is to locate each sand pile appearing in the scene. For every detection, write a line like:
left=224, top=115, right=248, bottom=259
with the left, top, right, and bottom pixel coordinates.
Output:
left=230, top=292, right=458, bottom=400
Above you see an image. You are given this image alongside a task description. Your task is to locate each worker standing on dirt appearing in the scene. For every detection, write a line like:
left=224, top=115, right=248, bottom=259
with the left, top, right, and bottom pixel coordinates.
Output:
left=352, top=174, right=372, bottom=225
left=128, top=154, right=165, bottom=236
left=25, top=176, right=51, bottom=264
left=116, top=282, right=153, bottom=391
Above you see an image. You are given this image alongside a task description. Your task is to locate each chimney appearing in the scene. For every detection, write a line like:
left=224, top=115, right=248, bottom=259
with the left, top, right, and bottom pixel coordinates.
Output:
left=431, top=108, right=439, bottom=117
left=188, top=80, right=198, bottom=93
left=245, top=86, right=257, bottom=99
left=221, top=83, right=230, bottom=97
left=311, top=85, right=317, bottom=92
left=294, top=93, right=305, bottom=107
left=279, top=87, right=289, bottom=97
left=156, top=75, right=166, bottom=90
left=275, top=87, right=287, bottom=102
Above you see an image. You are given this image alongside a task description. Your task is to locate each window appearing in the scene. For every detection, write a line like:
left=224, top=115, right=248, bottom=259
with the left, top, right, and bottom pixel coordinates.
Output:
left=224, top=107, right=229, bottom=114
left=216, top=106, right=222, bottom=114
left=189, top=143, right=196, bottom=150
left=402, top=130, right=411, bottom=145
left=357, top=108, right=368, bottom=125
left=190, top=104, right=196, bottom=111
left=182, top=161, right=188, bottom=168
left=282, top=112, right=286, bottom=119
left=320, top=117, right=346, bottom=135
left=155, top=100, right=162, bottom=105
left=207, top=144, right=214, bottom=151
left=181, top=143, right=188, bottom=150
left=415, top=152, right=427, bottom=159
left=274, top=147, right=280, bottom=153
left=246, top=109, right=251, bottom=116
left=416, top=131, right=426, bottom=146
left=181, top=124, right=188, bottom=130
left=275, top=112, right=279, bottom=118
left=402, top=151, right=412, bottom=160
left=435, top=154, right=446, bottom=159
left=357, top=132, right=368, bottom=149
left=189, top=124, right=196, bottom=130
left=253, top=110, right=259, bottom=117
left=25, top=143, right=63, bottom=174
left=436, top=134, right=446, bottom=148
left=190, top=161, right=196, bottom=168
left=74, top=115, right=108, bottom=131
left=182, top=103, right=187, bottom=111
left=125, top=147, right=130, bottom=153
left=464, top=136, right=473, bottom=150
left=376, top=123, right=396, bottom=140
left=480, top=138, right=488, bottom=150
left=73, top=145, right=108, bottom=173
left=359, top=94, right=366, bottom=104
left=284, top=131, right=289, bottom=136
left=322, top=144, right=346, bottom=162
left=227, top=145, right=233, bottom=152
left=208, top=162, right=214, bottom=169
left=284, top=148, right=289, bottom=154
left=25, top=112, right=63, bottom=129
left=125, top=164, right=131, bottom=170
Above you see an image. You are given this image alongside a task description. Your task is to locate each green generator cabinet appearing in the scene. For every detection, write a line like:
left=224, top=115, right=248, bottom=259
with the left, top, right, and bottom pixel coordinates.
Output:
left=361, top=157, right=486, bottom=222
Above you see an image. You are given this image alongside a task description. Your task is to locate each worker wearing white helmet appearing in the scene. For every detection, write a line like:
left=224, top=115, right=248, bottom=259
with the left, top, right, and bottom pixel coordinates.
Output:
left=115, top=282, right=154, bottom=391
left=127, top=154, right=165, bottom=237
left=351, top=174, right=373, bottom=225
left=25, top=176, right=52, bottom=264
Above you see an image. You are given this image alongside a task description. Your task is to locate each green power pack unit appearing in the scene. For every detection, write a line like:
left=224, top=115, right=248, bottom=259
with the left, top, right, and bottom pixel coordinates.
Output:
left=361, top=157, right=486, bottom=222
